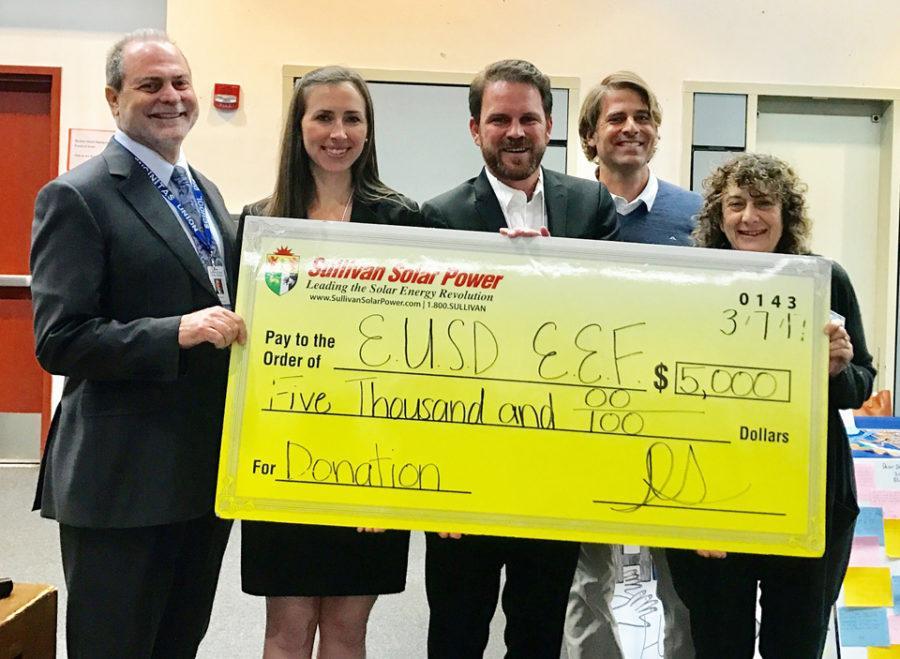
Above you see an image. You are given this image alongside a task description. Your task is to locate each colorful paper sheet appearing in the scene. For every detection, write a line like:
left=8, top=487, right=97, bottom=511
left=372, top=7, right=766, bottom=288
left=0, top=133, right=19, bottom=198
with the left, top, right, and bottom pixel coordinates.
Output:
left=851, top=536, right=889, bottom=567
left=845, top=568, right=894, bottom=607
left=889, top=615, right=900, bottom=645
left=886, top=519, right=900, bottom=557
left=839, top=607, right=890, bottom=647
left=892, top=576, right=900, bottom=614
left=857, top=507, right=887, bottom=543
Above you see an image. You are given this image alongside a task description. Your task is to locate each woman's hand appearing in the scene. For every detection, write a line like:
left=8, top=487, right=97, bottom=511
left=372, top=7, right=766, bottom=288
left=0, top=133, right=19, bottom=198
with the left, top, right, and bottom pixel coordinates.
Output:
left=357, top=527, right=386, bottom=533
left=825, top=321, right=853, bottom=377
left=438, top=532, right=463, bottom=539
left=696, top=549, right=727, bottom=559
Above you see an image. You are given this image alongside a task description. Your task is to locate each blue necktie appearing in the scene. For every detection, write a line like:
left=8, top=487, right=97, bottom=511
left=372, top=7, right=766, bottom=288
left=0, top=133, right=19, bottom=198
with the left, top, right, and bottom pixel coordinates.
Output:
left=170, top=165, right=216, bottom=267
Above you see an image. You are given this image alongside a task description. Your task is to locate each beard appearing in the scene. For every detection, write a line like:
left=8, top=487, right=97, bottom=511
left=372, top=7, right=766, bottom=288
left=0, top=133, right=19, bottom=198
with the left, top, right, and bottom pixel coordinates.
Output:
left=481, top=138, right=546, bottom=182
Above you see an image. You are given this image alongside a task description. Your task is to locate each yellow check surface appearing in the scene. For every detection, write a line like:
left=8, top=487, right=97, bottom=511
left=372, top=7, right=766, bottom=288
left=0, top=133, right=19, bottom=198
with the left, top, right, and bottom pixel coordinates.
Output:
left=216, top=219, right=831, bottom=556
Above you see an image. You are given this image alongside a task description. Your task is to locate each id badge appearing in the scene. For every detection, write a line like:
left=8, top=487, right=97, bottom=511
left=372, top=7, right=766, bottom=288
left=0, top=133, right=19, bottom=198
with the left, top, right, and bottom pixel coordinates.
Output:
left=208, top=265, right=232, bottom=308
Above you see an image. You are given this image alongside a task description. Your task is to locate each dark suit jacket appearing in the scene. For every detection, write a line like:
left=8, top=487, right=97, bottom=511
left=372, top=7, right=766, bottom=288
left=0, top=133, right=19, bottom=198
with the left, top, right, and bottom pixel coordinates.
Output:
left=420, top=167, right=618, bottom=239
left=30, top=138, right=236, bottom=528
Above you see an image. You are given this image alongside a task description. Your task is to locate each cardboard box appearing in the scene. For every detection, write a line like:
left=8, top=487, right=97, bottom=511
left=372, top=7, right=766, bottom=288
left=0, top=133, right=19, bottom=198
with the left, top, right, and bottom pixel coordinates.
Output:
left=0, top=583, right=57, bottom=658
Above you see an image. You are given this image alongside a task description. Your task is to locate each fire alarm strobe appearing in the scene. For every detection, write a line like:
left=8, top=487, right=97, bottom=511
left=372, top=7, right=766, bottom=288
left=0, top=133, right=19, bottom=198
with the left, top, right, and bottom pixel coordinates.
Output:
left=213, top=83, right=240, bottom=110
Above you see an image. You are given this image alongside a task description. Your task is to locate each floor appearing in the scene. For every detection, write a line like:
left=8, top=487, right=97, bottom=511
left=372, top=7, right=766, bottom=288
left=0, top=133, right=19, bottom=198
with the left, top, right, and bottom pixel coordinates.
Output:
left=1, top=464, right=842, bottom=658
left=0, top=465, right=509, bottom=658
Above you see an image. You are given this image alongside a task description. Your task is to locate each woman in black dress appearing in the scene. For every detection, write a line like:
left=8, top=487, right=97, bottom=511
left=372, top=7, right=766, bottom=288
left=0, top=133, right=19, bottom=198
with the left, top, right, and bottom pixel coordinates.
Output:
left=239, top=65, right=422, bottom=659
left=666, top=153, right=875, bottom=658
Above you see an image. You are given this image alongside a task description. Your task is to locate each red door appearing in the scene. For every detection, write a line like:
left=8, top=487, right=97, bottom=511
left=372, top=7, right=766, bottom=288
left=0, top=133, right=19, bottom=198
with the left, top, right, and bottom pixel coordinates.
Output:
left=0, top=66, right=60, bottom=461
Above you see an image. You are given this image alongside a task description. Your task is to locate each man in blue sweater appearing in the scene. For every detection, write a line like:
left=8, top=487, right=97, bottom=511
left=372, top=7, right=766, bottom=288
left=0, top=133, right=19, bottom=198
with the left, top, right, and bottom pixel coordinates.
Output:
left=563, top=71, right=700, bottom=659
left=579, top=71, right=699, bottom=247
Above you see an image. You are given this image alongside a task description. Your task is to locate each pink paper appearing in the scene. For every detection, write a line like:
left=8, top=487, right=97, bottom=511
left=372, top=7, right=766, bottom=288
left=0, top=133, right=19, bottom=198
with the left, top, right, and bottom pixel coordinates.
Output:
left=857, top=462, right=878, bottom=503
left=889, top=614, right=900, bottom=644
left=858, top=461, right=877, bottom=489
left=850, top=535, right=888, bottom=567
left=870, top=490, right=900, bottom=509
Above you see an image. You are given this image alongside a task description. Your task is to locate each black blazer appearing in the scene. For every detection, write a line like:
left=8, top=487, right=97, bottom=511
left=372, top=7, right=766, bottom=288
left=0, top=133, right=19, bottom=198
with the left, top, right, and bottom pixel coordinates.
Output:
left=236, top=193, right=424, bottom=263
left=31, top=138, right=236, bottom=528
left=420, top=167, right=618, bottom=239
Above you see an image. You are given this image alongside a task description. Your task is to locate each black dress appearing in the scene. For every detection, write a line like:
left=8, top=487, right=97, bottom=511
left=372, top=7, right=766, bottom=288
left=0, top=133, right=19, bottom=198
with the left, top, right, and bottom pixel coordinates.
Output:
left=666, top=260, right=875, bottom=658
left=238, top=194, right=424, bottom=596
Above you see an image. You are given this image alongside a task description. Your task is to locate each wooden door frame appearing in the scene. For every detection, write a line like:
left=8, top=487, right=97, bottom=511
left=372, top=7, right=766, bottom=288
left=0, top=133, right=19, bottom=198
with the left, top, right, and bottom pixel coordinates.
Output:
left=1, top=64, right=61, bottom=449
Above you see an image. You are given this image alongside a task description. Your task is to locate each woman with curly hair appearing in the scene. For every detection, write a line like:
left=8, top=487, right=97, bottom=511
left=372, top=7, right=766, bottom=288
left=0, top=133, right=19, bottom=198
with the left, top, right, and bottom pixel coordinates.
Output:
left=666, top=153, right=875, bottom=658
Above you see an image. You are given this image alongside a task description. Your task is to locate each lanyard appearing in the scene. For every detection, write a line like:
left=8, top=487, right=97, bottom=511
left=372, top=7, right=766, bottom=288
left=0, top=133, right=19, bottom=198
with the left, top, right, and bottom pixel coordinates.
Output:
left=133, top=156, right=215, bottom=254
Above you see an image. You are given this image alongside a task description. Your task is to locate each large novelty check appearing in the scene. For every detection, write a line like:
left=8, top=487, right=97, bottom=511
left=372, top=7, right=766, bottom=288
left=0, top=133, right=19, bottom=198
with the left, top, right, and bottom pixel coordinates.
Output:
left=216, top=219, right=831, bottom=556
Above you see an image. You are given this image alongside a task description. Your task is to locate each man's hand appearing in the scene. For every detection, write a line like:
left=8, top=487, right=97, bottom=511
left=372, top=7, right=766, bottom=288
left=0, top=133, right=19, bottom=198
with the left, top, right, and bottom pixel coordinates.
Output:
left=178, top=307, right=247, bottom=349
left=437, top=532, right=463, bottom=539
left=357, top=527, right=386, bottom=533
left=499, top=226, right=550, bottom=238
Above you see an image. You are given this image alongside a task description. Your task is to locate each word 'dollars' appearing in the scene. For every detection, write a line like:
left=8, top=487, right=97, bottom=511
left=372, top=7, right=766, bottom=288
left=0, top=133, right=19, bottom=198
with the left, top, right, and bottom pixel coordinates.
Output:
left=307, top=258, right=505, bottom=290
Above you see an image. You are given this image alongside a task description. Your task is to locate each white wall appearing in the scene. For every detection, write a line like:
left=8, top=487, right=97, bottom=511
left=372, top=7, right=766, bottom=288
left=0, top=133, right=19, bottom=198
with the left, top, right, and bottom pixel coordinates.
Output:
left=166, top=0, right=900, bottom=210
left=5, top=3, right=898, bottom=212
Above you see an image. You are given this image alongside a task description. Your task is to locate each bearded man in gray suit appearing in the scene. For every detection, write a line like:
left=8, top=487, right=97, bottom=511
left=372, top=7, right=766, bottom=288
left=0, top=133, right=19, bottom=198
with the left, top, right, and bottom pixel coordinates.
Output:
left=30, top=29, right=245, bottom=658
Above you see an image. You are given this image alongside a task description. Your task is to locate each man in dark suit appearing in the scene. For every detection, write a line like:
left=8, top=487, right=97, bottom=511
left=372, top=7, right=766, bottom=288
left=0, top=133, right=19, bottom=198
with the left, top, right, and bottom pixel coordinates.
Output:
left=30, top=29, right=245, bottom=658
left=420, top=59, right=618, bottom=658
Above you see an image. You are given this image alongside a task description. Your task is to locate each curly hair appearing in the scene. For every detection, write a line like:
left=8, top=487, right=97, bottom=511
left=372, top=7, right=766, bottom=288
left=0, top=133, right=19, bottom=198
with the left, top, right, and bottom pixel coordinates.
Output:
left=693, top=153, right=812, bottom=254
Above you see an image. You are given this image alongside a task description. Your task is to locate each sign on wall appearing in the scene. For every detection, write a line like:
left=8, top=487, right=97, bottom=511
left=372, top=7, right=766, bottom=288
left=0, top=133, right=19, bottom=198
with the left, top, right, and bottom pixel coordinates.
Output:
left=66, top=128, right=113, bottom=170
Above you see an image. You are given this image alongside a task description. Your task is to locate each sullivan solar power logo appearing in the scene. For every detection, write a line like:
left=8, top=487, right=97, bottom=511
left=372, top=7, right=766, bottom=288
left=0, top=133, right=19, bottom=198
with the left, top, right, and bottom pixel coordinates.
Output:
left=264, top=246, right=299, bottom=296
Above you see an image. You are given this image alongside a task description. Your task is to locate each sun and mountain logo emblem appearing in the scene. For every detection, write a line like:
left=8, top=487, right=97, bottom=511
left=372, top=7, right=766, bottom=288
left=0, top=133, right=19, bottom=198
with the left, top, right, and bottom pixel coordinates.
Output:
left=264, top=246, right=299, bottom=296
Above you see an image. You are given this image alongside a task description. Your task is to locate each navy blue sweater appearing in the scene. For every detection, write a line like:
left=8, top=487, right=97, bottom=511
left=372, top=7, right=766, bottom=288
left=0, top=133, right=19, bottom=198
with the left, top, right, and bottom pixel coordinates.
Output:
left=617, top=179, right=700, bottom=246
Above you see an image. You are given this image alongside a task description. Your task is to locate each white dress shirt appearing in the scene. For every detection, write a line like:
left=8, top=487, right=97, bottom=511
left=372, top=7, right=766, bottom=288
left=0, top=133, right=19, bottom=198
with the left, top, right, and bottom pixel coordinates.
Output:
left=484, top=167, right=547, bottom=230
left=610, top=171, right=659, bottom=216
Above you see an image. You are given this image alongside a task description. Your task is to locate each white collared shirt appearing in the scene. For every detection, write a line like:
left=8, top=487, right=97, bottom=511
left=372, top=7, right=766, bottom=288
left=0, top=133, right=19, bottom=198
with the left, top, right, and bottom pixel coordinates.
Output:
left=113, top=130, right=225, bottom=255
left=484, top=167, right=547, bottom=230
left=611, top=171, right=659, bottom=216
